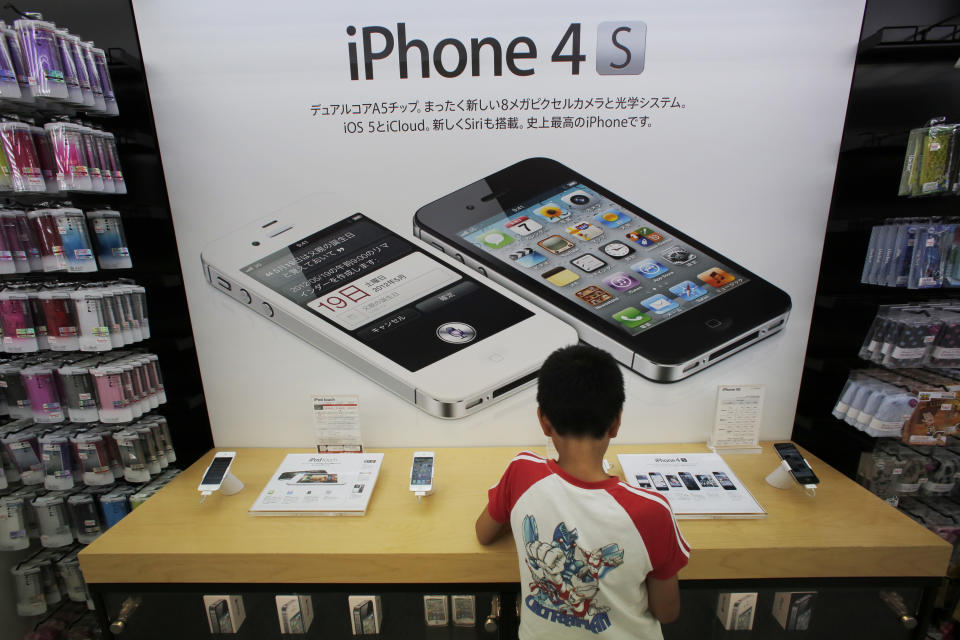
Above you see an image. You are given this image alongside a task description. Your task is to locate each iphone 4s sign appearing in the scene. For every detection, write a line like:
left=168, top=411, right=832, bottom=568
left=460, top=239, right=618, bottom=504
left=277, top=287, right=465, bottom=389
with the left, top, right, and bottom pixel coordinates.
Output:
left=347, top=22, right=647, bottom=79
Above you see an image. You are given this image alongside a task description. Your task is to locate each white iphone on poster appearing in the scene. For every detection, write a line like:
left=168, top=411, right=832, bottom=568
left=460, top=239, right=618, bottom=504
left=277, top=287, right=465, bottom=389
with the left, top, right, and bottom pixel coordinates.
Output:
left=201, top=211, right=577, bottom=419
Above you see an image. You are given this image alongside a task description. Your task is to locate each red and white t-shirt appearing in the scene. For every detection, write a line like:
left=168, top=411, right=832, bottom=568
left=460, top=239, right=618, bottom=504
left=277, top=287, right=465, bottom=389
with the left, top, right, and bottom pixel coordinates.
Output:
left=488, top=451, right=690, bottom=640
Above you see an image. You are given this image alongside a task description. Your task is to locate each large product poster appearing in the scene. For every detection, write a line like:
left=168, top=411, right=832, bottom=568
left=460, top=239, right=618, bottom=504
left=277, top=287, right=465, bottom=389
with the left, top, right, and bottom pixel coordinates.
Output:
left=132, top=1, right=864, bottom=447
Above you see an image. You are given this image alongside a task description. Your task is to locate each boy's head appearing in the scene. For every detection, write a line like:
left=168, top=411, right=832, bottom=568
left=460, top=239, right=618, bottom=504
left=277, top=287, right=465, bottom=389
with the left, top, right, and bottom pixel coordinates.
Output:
left=536, top=345, right=625, bottom=439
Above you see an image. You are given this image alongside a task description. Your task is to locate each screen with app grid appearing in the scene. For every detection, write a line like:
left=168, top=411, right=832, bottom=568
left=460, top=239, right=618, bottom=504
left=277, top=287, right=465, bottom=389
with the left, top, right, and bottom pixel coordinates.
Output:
left=459, top=184, right=749, bottom=336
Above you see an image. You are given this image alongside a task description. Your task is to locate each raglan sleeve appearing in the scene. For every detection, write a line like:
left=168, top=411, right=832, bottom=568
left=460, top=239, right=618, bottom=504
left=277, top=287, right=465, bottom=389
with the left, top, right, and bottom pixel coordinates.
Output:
left=646, top=500, right=691, bottom=580
left=486, top=459, right=516, bottom=524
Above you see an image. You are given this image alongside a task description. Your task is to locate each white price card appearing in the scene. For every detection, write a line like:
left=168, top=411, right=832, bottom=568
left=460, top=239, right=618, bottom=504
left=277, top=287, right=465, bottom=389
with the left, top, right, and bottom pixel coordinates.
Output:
left=708, top=385, right=763, bottom=452
left=313, top=395, right=362, bottom=452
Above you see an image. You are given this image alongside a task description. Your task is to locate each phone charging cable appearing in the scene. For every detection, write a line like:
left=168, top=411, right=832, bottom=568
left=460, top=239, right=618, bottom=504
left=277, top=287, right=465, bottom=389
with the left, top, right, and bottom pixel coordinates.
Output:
left=200, top=490, right=212, bottom=503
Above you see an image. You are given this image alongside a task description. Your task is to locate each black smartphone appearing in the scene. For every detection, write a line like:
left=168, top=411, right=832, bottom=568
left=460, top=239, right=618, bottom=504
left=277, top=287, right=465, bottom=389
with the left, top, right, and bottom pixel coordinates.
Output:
left=665, top=474, right=683, bottom=488
left=678, top=472, right=699, bottom=490
left=635, top=474, right=652, bottom=489
left=414, top=157, right=791, bottom=382
left=774, top=443, right=820, bottom=485
left=695, top=473, right=718, bottom=488
left=713, top=471, right=737, bottom=490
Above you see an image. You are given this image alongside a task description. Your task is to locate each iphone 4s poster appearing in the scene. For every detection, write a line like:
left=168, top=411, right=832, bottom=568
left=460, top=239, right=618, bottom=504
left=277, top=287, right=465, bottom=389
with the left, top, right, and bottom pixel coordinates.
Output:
left=133, top=0, right=865, bottom=446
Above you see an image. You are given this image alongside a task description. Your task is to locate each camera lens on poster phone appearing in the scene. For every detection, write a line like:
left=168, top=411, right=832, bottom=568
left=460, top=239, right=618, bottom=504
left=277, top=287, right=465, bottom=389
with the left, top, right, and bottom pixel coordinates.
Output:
left=570, top=194, right=590, bottom=205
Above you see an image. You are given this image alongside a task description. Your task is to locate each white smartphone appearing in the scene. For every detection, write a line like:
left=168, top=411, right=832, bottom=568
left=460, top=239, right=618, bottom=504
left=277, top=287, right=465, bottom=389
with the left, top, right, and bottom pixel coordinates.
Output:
left=201, top=211, right=577, bottom=419
left=197, top=451, right=236, bottom=493
left=410, top=451, right=435, bottom=493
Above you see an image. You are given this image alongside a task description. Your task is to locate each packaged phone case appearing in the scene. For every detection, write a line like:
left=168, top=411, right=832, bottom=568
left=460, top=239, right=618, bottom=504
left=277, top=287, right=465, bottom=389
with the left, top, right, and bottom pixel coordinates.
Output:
left=915, top=124, right=958, bottom=196
left=44, top=121, right=92, bottom=192
left=77, top=125, right=104, bottom=192
left=39, top=290, right=79, bottom=351
left=40, top=433, right=73, bottom=490
left=85, top=211, right=131, bottom=269
left=72, top=290, right=111, bottom=351
left=0, top=121, right=45, bottom=193
left=14, top=18, right=68, bottom=101
left=90, top=46, right=118, bottom=116
left=903, top=390, right=960, bottom=446
left=63, top=33, right=93, bottom=107
left=7, top=210, right=42, bottom=271
left=899, top=128, right=926, bottom=196
left=71, top=432, right=113, bottom=487
left=861, top=225, right=881, bottom=284
left=58, top=364, right=99, bottom=423
left=52, top=208, right=96, bottom=272
left=24, top=290, right=48, bottom=350
left=0, top=21, right=33, bottom=103
left=881, top=310, right=941, bottom=368
left=867, top=225, right=895, bottom=285
left=98, top=131, right=125, bottom=193
left=3, top=430, right=42, bottom=485
left=22, top=366, right=64, bottom=423
left=53, top=29, right=83, bottom=105
left=0, top=290, right=39, bottom=353
left=0, top=23, right=21, bottom=100
left=928, top=309, right=960, bottom=367
left=909, top=225, right=953, bottom=289
left=866, top=388, right=917, bottom=438
left=28, top=209, right=68, bottom=272
left=29, top=123, right=58, bottom=194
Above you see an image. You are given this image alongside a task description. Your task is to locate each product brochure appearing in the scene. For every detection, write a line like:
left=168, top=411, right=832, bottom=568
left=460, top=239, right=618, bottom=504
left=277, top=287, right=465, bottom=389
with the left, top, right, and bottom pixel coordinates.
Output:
left=249, top=453, right=383, bottom=516
left=617, top=453, right=766, bottom=519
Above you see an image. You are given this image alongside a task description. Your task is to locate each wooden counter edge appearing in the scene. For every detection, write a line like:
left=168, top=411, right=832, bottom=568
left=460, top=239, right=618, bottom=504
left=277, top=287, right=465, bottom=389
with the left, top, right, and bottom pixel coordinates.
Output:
left=79, top=544, right=951, bottom=585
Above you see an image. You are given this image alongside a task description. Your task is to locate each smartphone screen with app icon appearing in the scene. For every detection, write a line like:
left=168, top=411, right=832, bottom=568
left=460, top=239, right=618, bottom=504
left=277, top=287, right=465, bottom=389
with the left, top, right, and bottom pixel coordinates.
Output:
left=414, top=158, right=791, bottom=382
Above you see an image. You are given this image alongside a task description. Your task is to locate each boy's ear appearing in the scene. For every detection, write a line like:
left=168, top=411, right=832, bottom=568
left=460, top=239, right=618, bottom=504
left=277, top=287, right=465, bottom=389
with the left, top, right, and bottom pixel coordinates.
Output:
left=537, top=407, right=554, bottom=437
left=607, top=411, right=623, bottom=438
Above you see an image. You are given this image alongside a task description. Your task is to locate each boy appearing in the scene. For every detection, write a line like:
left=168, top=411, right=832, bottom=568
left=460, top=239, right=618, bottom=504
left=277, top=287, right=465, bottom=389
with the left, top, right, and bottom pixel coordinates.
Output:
left=475, top=345, right=689, bottom=639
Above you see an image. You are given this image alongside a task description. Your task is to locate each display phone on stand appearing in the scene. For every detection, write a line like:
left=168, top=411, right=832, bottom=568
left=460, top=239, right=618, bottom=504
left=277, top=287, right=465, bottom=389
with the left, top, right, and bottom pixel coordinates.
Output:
left=414, top=157, right=792, bottom=382
left=410, top=451, right=435, bottom=494
left=197, top=452, right=236, bottom=493
left=202, top=211, right=577, bottom=418
left=773, top=443, right=820, bottom=486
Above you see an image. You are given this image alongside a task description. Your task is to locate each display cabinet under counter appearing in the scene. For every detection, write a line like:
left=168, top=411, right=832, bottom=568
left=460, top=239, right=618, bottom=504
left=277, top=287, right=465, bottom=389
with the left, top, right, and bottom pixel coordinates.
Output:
left=79, top=443, right=951, bottom=639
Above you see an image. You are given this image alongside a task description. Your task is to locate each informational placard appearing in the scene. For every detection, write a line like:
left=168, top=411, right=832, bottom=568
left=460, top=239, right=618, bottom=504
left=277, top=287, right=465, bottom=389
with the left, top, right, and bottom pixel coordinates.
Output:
left=249, top=453, right=383, bottom=516
left=618, top=452, right=765, bottom=518
left=313, top=395, right=362, bottom=452
left=708, top=385, right=763, bottom=453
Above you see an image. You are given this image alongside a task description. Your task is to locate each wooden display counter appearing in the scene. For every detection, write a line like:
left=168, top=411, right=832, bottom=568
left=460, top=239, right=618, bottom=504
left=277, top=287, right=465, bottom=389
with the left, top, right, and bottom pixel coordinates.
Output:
left=78, top=443, right=951, bottom=585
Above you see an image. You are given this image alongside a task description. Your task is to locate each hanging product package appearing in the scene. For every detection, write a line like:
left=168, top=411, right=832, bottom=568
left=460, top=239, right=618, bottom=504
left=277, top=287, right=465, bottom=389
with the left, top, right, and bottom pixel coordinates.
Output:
left=0, top=23, right=20, bottom=100
left=85, top=209, right=131, bottom=269
left=14, top=18, right=67, bottom=100
left=914, top=123, right=959, bottom=196
left=53, top=29, right=84, bottom=106
left=52, top=207, right=97, bottom=272
left=0, top=121, right=46, bottom=192
left=908, top=225, right=953, bottom=289
left=881, top=309, right=942, bottom=368
left=0, top=21, right=33, bottom=102
left=44, top=121, right=92, bottom=192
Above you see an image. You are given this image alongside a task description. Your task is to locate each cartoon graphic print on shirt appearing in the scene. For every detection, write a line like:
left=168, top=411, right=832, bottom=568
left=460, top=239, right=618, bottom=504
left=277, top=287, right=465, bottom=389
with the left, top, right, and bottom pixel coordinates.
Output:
left=523, top=514, right=624, bottom=634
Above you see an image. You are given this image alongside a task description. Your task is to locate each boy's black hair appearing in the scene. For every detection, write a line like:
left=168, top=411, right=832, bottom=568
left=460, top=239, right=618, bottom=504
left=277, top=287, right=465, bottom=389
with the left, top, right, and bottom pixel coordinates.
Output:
left=536, top=344, right=625, bottom=438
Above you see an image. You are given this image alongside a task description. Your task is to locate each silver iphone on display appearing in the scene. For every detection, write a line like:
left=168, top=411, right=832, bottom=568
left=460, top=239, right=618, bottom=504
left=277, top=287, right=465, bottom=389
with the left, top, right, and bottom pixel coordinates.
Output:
left=202, top=212, right=577, bottom=418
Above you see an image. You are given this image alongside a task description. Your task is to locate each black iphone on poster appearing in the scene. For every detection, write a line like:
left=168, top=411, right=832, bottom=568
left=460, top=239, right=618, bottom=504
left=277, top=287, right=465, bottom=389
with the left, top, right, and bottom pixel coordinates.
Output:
left=413, top=157, right=792, bottom=382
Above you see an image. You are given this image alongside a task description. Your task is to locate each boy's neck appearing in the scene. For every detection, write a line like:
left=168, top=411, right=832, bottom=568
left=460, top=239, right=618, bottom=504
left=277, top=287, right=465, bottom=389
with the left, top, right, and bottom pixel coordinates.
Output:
left=553, top=436, right=611, bottom=483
